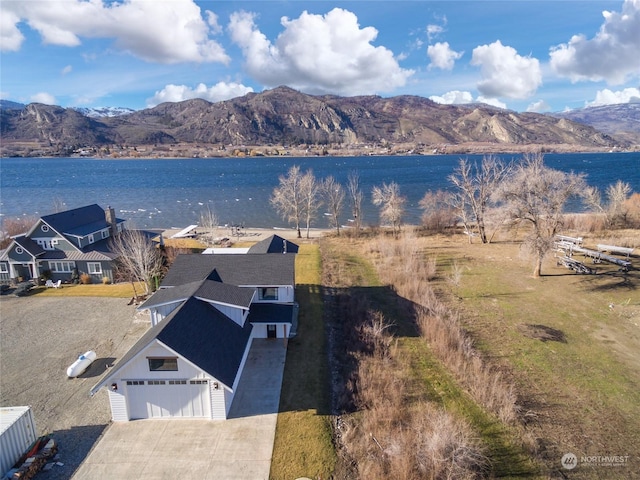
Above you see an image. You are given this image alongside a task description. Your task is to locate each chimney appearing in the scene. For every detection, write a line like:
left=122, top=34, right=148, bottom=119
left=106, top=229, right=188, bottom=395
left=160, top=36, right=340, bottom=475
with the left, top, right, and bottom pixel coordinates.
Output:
left=105, top=206, right=117, bottom=236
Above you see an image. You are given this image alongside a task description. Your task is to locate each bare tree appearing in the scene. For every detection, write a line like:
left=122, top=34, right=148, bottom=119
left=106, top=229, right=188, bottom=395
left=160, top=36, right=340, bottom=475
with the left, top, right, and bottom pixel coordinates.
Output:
left=496, top=153, right=586, bottom=277
left=449, top=156, right=510, bottom=243
left=301, top=169, right=322, bottom=239
left=321, top=176, right=345, bottom=235
left=0, top=216, right=37, bottom=249
left=109, top=228, right=163, bottom=296
left=347, top=170, right=364, bottom=234
left=584, top=180, right=633, bottom=228
left=418, top=189, right=457, bottom=233
left=198, top=205, right=219, bottom=247
left=372, top=182, right=406, bottom=237
left=271, top=165, right=305, bottom=238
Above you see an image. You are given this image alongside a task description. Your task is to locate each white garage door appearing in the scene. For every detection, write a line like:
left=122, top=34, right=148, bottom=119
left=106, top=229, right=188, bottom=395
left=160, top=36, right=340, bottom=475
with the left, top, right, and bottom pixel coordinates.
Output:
left=126, top=380, right=211, bottom=419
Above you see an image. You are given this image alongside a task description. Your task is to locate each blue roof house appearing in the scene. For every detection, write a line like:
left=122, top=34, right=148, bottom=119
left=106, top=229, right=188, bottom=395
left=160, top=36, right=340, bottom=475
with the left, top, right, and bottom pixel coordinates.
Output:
left=0, top=204, right=125, bottom=285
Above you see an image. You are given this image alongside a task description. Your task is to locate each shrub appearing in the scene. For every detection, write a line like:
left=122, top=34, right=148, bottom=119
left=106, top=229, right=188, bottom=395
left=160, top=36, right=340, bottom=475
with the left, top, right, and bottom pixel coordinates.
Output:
left=80, top=273, right=92, bottom=284
left=102, top=276, right=111, bottom=285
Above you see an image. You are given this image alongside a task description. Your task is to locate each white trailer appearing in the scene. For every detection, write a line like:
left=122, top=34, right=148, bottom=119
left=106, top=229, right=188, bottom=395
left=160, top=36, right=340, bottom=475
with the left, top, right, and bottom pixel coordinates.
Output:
left=0, top=407, right=37, bottom=477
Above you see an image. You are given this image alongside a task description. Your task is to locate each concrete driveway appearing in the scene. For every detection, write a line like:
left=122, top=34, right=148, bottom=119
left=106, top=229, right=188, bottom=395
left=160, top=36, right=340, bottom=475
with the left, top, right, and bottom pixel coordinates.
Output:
left=72, top=339, right=287, bottom=480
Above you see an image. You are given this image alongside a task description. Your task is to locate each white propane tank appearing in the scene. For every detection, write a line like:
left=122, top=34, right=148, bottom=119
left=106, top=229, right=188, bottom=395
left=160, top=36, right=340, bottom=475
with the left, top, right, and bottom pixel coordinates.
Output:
left=66, top=350, right=97, bottom=378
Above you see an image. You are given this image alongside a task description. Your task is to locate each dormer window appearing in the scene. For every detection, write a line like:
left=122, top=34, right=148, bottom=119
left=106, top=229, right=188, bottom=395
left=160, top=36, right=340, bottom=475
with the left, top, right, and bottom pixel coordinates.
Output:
left=259, top=287, right=278, bottom=300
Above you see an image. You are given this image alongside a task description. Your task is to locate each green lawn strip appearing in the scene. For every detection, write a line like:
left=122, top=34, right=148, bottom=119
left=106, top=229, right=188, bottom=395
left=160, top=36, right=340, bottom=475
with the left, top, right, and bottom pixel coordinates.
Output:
left=400, top=337, right=540, bottom=478
left=270, top=245, right=336, bottom=480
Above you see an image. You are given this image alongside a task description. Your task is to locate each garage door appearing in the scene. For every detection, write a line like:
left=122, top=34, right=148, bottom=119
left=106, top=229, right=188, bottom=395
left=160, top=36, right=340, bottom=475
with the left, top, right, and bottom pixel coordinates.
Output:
left=126, top=380, right=211, bottom=419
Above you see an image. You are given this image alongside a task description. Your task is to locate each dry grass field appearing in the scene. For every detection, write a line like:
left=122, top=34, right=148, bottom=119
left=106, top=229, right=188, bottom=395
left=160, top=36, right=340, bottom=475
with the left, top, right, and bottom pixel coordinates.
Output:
left=281, top=227, right=639, bottom=479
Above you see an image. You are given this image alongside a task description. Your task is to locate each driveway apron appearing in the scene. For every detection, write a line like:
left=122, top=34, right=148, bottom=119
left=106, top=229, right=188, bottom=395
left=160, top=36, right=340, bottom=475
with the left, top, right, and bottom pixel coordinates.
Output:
left=72, top=339, right=287, bottom=480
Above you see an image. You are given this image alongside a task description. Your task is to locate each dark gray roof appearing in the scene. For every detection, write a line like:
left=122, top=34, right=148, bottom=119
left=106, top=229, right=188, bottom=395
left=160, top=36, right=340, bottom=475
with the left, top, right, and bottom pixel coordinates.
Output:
left=92, top=297, right=252, bottom=393
left=247, top=235, right=299, bottom=254
left=12, top=235, right=45, bottom=258
left=161, top=253, right=295, bottom=287
left=246, top=303, right=296, bottom=324
left=138, top=279, right=254, bottom=310
left=40, top=204, right=124, bottom=237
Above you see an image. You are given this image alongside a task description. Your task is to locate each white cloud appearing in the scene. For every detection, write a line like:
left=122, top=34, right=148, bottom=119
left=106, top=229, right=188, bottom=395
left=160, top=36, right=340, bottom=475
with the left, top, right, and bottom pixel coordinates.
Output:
left=147, top=82, right=254, bottom=107
left=476, top=96, right=507, bottom=109
left=550, top=0, right=640, bottom=84
left=2, top=0, right=229, bottom=64
left=427, top=42, right=463, bottom=70
left=31, top=92, right=57, bottom=105
left=526, top=100, right=551, bottom=113
left=228, top=8, right=413, bottom=96
left=471, top=41, right=542, bottom=99
left=0, top=9, right=24, bottom=51
left=429, top=90, right=474, bottom=104
left=61, top=65, right=72, bottom=75
left=586, top=87, right=640, bottom=106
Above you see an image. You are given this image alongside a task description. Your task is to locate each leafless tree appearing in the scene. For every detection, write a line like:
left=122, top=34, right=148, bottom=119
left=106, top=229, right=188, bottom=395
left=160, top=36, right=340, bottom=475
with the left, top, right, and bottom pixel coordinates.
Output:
left=449, top=156, right=510, bottom=243
left=321, top=176, right=345, bottom=235
left=347, top=170, right=364, bottom=235
left=301, top=169, right=322, bottom=239
left=496, top=153, right=586, bottom=277
left=198, top=205, right=219, bottom=247
left=109, top=228, right=163, bottom=296
left=271, top=165, right=305, bottom=238
left=584, top=180, right=633, bottom=228
left=0, top=216, right=37, bottom=249
left=418, top=189, right=457, bottom=233
left=372, top=181, right=406, bottom=237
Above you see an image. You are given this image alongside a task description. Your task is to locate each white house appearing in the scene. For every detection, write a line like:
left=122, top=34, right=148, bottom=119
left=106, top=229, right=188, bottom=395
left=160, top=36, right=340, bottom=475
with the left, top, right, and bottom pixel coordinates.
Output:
left=90, top=235, right=298, bottom=421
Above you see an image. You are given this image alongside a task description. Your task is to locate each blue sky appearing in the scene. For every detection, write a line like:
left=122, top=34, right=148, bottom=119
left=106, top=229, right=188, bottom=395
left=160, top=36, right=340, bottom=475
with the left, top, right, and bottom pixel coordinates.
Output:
left=2, top=0, right=639, bottom=112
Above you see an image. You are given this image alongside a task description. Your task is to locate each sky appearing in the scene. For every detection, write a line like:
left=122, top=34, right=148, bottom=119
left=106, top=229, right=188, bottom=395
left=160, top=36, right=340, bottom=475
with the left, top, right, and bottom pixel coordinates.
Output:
left=1, top=0, right=639, bottom=113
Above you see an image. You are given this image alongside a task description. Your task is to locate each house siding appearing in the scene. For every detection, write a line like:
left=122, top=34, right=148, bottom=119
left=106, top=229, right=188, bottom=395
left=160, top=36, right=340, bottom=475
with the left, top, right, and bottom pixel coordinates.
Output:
left=211, top=386, right=227, bottom=420
left=107, top=389, right=129, bottom=421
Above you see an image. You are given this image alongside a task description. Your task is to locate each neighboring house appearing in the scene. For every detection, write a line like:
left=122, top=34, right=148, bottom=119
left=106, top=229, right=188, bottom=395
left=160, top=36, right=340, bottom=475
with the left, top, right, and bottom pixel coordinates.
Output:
left=0, top=204, right=125, bottom=284
left=91, top=235, right=298, bottom=421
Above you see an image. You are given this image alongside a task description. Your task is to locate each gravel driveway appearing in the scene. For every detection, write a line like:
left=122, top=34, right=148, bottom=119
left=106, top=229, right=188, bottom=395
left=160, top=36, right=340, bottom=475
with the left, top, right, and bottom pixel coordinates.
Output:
left=0, top=295, right=149, bottom=480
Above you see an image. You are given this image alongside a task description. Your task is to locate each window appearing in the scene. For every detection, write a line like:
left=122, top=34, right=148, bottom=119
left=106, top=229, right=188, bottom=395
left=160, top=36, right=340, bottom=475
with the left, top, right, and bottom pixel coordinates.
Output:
left=148, top=357, right=178, bottom=371
left=50, top=261, right=74, bottom=273
left=147, top=380, right=166, bottom=385
left=41, top=225, right=49, bottom=232
left=259, top=287, right=278, bottom=300
left=0, top=263, right=8, bottom=273
left=168, top=380, right=187, bottom=385
left=88, top=234, right=95, bottom=244
left=36, top=239, right=57, bottom=250
left=101, top=229, right=109, bottom=239
left=190, top=380, right=207, bottom=385
left=87, top=262, right=102, bottom=274
left=126, top=380, right=144, bottom=386
left=15, top=247, right=23, bottom=255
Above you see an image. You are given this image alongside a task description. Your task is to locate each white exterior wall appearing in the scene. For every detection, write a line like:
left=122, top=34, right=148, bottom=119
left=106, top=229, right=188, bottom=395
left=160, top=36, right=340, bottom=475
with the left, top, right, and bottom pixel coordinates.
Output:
left=251, top=285, right=294, bottom=303
left=115, top=343, right=204, bottom=380
left=107, top=389, right=129, bottom=422
left=232, top=337, right=254, bottom=392
left=210, top=385, right=229, bottom=420
left=203, top=302, right=246, bottom=327
left=251, top=323, right=289, bottom=339
left=149, top=302, right=182, bottom=327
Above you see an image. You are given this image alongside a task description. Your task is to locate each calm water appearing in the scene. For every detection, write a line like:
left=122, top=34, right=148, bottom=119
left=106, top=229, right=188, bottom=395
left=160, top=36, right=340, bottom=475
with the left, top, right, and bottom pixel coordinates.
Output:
left=1, top=153, right=638, bottom=229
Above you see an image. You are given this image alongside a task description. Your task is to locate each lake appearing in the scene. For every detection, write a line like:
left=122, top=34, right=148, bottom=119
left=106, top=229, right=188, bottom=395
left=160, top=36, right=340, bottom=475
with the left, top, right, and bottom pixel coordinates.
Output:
left=1, top=152, right=638, bottom=229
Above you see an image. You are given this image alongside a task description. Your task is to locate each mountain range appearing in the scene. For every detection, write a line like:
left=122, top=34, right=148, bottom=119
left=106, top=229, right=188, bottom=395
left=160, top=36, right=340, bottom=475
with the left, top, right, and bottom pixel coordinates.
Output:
left=1, top=87, right=638, bottom=157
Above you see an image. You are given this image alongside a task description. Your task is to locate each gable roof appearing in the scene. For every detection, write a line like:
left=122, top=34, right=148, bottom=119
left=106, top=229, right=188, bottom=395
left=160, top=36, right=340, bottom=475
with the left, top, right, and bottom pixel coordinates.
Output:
left=38, top=204, right=124, bottom=238
left=138, top=279, right=254, bottom=311
left=91, top=297, right=252, bottom=393
left=247, top=235, right=299, bottom=254
left=161, top=253, right=296, bottom=287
